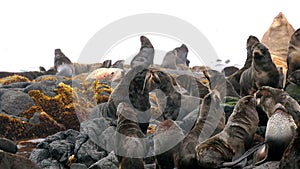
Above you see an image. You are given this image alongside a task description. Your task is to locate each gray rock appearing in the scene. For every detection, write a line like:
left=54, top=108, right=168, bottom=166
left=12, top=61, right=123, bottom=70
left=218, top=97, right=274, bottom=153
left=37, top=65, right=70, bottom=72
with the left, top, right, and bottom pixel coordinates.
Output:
left=39, top=158, right=67, bottom=169
left=23, top=80, right=58, bottom=96
left=71, top=163, right=88, bottom=169
left=89, top=151, right=118, bottom=169
left=0, top=138, right=17, bottom=154
left=0, top=90, right=35, bottom=116
left=77, top=139, right=107, bottom=167
left=243, top=161, right=280, bottom=169
left=0, top=151, right=41, bottom=169
left=2, top=82, right=32, bottom=89
left=29, top=149, right=50, bottom=164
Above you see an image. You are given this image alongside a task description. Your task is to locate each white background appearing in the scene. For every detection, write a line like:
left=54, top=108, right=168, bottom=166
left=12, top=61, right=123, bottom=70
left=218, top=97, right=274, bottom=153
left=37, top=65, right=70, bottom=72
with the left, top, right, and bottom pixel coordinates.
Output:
left=0, top=0, right=299, bottom=71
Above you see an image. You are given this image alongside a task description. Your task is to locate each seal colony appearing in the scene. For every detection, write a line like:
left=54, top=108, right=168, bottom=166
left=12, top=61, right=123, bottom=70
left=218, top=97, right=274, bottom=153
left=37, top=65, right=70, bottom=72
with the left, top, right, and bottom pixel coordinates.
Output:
left=1, top=13, right=300, bottom=169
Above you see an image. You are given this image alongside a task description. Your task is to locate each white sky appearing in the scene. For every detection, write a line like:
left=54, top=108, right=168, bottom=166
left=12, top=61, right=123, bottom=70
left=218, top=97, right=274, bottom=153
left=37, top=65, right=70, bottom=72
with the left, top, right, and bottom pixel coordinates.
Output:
left=0, top=0, right=299, bottom=72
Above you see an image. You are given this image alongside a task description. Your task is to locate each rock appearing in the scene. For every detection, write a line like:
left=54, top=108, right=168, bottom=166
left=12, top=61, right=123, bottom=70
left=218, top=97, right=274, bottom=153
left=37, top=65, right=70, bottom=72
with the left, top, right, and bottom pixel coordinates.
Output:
left=89, top=151, right=118, bottom=169
left=0, top=151, right=41, bottom=169
left=23, top=80, right=58, bottom=97
left=77, top=139, right=107, bottom=167
left=2, top=82, right=32, bottom=89
left=244, top=161, right=280, bottom=169
left=39, top=158, right=67, bottom=169
left=29, top=149, right=50, bottom=164
left=0, top=90, right=35, bottom=116
left=71, top=163, right=88, bottom=169
left=261, top=12, right=295, bottom=60
left=0, top=138, right=17, bottom=154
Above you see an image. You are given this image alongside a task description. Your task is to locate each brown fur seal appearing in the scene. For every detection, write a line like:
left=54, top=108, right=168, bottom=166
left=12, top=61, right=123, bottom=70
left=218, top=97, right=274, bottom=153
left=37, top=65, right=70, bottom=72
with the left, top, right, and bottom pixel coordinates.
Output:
left=130, top=36, right=154, bottom=69
left=227, top=35, right=260, bottom=94
left=240, top=42, right=280, bottom=96
left=255, top=86, right=300, bottom=123
left=253, top=103, right=297, bottom=165
left=147, top=68, right=202, bottom=121
left=115, top=102, right=145, bottom=169
left=54, top=49, right=75, bottom=77
left=154, top=119, right=185, bottom=169
left=176, top=74, right=209, bottom=98
left=279, top=123, right=300, bottom=169
left=195, top=95, right=259, bottom=168
left=287, top=28, right=300, bottom=77
left=178, top=90, right=226, bottom=169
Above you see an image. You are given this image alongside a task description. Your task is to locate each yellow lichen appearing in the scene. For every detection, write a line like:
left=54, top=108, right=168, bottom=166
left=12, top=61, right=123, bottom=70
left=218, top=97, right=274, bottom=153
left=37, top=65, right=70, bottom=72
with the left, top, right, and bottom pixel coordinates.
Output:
left=94, top=80, right=112, bottom=104
left=20, top=106, right=43, bottom=119
left=0, top=74, right=30, bottom=85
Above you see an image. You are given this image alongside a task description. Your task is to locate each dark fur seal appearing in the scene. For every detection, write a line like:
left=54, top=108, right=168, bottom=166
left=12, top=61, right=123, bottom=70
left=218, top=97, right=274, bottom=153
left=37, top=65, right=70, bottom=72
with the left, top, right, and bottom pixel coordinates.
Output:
left=255, top=86, right=300, bottom=123
left=161, top=44, right=189, bottom=70
left=240, top=42, right=279, bottom=96
left=130, top=36, right=154, bottom=69
left=115, top=102, right=145, bottom=169
left=54, top=49, right=75, bottom=77
left=178, top=90, right=226, bottom=169
left=147, top=68, right=202, bottom=121
left=287, top=28, right=300, bottom=77
left=176, top=74, right=209, bottom=98
left=195, top=96, right=259, bottom=168
left=253, top=103, right=297, bottom=164
left=154, top=119, right=185, bottom=169
left=280, top=123, right=300, bottom=169
left=227, top=35, right=260, bottom=94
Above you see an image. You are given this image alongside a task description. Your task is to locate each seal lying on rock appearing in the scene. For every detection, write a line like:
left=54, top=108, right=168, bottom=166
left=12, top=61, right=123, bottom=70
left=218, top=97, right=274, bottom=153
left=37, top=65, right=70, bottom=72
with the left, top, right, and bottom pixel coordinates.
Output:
left=115, top=102, right=146, bottom=169
left=130, top=36, right=154, bottom=69
left=195, top=96, right=259, bottom=168
left=240, top=42, right=279, bottom=96
left=178, top=90, right=226, bottom=169
left=286, top=28, right=300, bottom=77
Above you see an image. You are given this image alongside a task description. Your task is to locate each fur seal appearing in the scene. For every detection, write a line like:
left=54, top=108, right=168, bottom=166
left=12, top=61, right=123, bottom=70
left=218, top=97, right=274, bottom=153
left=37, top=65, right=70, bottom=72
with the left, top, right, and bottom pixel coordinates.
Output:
left=286, top=28, right=300, bottom=77
left=86, top=68, right=123, bottom=82
left=111, top=60, right=125, bottom=69
left=195, top=95, right=259, bottom=168
left=178, top=90, right=226, bottom=169
left=253, top=103, right=297, bottom=164
left=255, top=86, right=300, bottom=123
left=222, top=66, right=239, bottom=77
left=279, top=123, right=300, bottom=169
left=176, top=74, right=209, bottom=98
left=147, top=68, right=202, bottom=121
left=54, top=49, right=75, bottom=77
left=115, top=102, right=145, bottom=169
left=240, top=42, right=280, bottom=96
left=227, top=35, right=260, bottom=94
left=161, top=44, right=189, bottom=70
left=154, top=119, right=185, bottom=169
left=130, top=36, right=154, bottom=69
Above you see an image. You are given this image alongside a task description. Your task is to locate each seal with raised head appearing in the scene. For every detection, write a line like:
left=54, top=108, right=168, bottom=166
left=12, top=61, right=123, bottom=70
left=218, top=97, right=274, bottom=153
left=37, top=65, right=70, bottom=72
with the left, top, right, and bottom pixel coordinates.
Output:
left=130, top=36, right=154, bottom=69
left=178, top=89, right=226, bottom=169
left=286, top=28, right=300, bottom=77
left=115, top=102, right=146, bottom=169
left=161, top=44, right=189, bottom=70
left=54, top=48, right=75, bottom=77
left=240, top=42, right=280, bottom=96
left=227, top=35, right=260, bottom=94
left=195, top=95, right=259, bottom=168
left=255, top=86, right=300, bottom=123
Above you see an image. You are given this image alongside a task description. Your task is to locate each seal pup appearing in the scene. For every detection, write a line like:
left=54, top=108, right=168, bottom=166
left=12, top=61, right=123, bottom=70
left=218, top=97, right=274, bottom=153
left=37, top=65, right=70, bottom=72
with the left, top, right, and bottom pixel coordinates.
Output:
left=195, top=96, right=259, bottom=168
left=252, top=103, right=297, bottom=164
left=255, top=86, right=300, bottom=123
left=286, top=28, right=300, bottom=77
left=130, top=36, right=154, bottom=69
left=227, top=35, right=260, bottom=94
left=115, top=102, right=145, bottom=169
left=240, top=42, right=280, bottom=96
left=54, top=49, right=75, bottom=77
left=279, top=123, right=300, bottom=169
left=178, top=90, right=226, bottom=169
